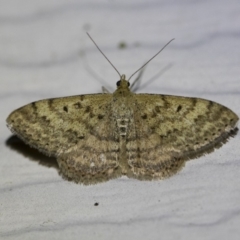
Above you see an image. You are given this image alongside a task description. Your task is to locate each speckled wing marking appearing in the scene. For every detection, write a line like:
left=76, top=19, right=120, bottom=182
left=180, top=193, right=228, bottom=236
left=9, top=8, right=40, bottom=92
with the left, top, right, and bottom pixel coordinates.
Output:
left=7, top=94, right=111, bottom=155
left=125, top=94, right=238, bottom=180
left=7, top=94, right=124, bottom=184
left=6, top=75, right=239, bottom=185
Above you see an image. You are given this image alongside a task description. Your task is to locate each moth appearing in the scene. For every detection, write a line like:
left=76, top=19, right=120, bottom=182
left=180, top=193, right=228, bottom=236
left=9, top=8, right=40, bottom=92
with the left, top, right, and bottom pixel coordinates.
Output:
left=6, top=34, right=239, bottom=185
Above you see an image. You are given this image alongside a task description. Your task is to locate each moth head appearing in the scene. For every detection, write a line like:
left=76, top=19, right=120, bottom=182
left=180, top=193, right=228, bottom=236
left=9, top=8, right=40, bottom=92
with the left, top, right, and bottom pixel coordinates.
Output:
left=116, top=75, right=130, bottom=89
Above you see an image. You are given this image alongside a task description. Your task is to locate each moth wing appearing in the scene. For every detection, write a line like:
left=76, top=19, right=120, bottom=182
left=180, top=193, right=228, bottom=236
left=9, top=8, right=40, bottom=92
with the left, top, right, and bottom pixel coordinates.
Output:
left=126, top=94, right=238, bottom=180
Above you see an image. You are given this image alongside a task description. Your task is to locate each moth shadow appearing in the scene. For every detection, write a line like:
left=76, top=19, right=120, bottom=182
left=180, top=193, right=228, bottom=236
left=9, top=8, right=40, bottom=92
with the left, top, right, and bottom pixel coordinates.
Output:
left=5, top=135, right=59, bottom=169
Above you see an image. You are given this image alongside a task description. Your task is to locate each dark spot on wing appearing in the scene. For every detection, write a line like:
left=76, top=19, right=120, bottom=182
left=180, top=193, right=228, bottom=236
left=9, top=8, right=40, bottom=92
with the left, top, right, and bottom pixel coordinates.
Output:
left=63, top=106, right=68, bottom=112
left=98, top=114, right=104, bottom=119
left=48, top=99, right=54, bottom=108
left=85, top=106, right=91, bottom=113
left=73, top=102, right=82, bottom=109
left=155, top=106, right=160, bottom=113
left=80, top=95, right=85, bottom=101
left=176, top=105, right=182, bottom=112
left=208, top=100, right=214, bottom=110
left=31, top=102, right=37, bottom=111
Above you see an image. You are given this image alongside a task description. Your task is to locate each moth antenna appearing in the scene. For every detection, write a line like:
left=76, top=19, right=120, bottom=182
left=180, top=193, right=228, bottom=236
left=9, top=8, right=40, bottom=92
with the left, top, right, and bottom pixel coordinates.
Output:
left=87, top=32, right=121, bottom=78
left=128, top=38, right=175, bottom=82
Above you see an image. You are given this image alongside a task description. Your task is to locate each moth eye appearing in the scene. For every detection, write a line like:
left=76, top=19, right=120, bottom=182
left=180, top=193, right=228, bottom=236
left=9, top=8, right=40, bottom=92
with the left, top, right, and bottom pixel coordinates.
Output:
left=127, top=82, right=130, bottom=87
left=116, top=80, right=121, bottom=86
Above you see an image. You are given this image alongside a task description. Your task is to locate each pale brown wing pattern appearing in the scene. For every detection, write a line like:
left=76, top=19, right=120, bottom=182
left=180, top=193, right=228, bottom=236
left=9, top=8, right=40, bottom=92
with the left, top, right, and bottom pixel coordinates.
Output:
left=57, top=107, right=123, bottom=184
left=6, top=94, right=113, bottom=156
left=125, top=94, right=239, bottom=180
left=6, top=94, right=125, bottom=184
